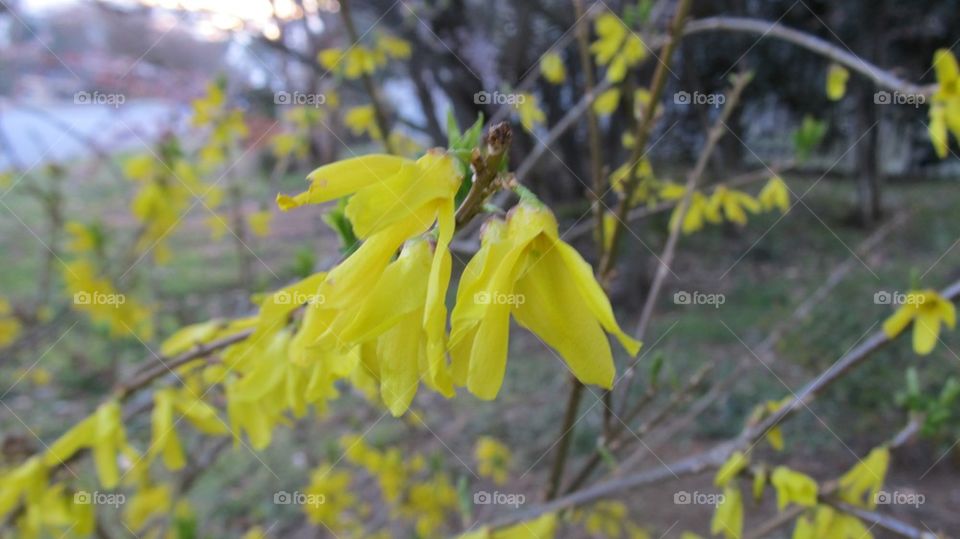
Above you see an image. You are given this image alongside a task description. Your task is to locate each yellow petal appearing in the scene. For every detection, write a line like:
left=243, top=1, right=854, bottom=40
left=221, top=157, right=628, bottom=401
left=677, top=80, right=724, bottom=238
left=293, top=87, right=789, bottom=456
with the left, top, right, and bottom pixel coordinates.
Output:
left=913, top=308, right=941, bottom=355
left=277, top=154, right=408, bottom=211
left=513, top=244, right=615, bottom=389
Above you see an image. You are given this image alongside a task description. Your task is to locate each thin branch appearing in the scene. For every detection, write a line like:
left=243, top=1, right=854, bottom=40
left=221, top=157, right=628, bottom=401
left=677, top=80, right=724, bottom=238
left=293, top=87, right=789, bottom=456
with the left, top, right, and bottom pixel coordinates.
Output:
left=683, top=17, right=937, bottom=97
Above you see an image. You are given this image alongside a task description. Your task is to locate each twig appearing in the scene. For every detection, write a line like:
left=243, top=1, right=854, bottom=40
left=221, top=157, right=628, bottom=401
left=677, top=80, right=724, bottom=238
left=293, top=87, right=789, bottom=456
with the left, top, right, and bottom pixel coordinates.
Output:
left=683, top=17, right=936, bottom=97
left=454, top=122, right=513, bottom=228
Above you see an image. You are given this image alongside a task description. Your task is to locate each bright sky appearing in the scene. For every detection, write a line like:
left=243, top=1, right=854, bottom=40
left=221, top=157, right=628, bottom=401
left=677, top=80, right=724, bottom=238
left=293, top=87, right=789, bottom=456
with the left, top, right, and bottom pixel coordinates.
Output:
left=21, top=0, right=334, bottom=38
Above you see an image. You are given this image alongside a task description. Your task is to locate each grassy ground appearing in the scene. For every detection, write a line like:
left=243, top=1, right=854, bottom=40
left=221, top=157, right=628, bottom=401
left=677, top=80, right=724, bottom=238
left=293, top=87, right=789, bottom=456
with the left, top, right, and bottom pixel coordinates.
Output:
left=1, top=167, right=959, bottom=537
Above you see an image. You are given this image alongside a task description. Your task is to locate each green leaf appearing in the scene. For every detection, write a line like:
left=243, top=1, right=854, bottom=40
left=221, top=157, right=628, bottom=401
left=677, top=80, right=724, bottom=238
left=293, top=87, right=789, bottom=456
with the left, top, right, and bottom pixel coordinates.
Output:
left=322, top=198, right=359, bottom=255
left=792, top=116, right=826, bottom=162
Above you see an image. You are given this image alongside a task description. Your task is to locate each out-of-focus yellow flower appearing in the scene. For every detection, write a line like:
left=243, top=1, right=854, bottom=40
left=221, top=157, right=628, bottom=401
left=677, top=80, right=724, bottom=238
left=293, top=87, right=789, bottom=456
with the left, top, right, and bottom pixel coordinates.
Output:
left=770, top=466, right=818, bottom=511
left=516, top=93, right=546, bottom=132
left=715, top=451, right=748, bottom=487
left=0, top=298, right=22, bottom=348
left=149, top=387, right=227, bottom=470
left=475, top=436, right=512, bottom=485
left=826, top=63, right=849, bottom=101
left=450, top=203, right=641, bottom=399
left=792, top=505, right=873, bottom=539
left=838, top=446, right=889, bottom=509
left=882, top=289, right=956, bottom=355
left=62, top=259, right=153, bottom=340
left=709, top=185, right=761, bottom=226
left=758, top=176, right=790, bottom=213
left=303, top=465, right=359, bottom=535
left=540, top=52, right=566, bottom=84
left=929, top=49, right=960, bottom=158
left=710, top=486, right=743, bottom=539
left=376, top=34, right=412, bottom=60
left=124, top=484, right=171, bottom=530
left=573, top=501, right=627, bottom=537
left=248, top=209, right=273, bottom=238
left=344, top=105, right=382, bottom=139
left=593, top=88, right=621, bottom=115
left=590, top=12, right=647, bottom=82
left=319, top=46, right=384, bottom=79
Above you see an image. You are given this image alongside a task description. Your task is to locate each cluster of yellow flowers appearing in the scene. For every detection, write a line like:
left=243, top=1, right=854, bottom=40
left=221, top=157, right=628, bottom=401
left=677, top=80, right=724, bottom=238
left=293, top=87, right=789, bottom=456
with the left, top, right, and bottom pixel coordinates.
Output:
left=303, top=434, right=457, bottom=536
left=709, top=444, right=888, bottom=539
left=670, top=176, right=790, bottom=235
left=318, top=34, right=412, bottom=80
left=275, top=151, right=639, bottom=414
left=61, top=223, right=153, bottom=339
left=591, top=12, right=648, bottom=83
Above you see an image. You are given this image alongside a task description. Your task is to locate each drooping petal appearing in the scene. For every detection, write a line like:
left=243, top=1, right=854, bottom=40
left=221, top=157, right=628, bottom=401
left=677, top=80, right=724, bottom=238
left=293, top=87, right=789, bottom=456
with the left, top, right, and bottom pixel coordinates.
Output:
left=465, top=304, right=513, bottom=400
left=881, top=304, right=915, bottom=339
left=513, top=242, right=616, bottom=389
left=913, top=309, right=941, bottom=355
left=555, top=241, right=641, bottom=356
left=377, top=313, right=422, bottom=416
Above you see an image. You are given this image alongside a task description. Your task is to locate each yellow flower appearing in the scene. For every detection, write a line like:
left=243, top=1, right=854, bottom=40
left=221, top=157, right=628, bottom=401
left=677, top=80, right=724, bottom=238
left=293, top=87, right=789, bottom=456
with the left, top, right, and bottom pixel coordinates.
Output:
left=590, top=13, right=647, bottom=82
left=770, top=466, right=818, bottom=510
left=475, top=436, right=512, bottom=485
left=838, top=446, right=889, bottom=509
left=303, top=465, right=359, bottom=534
left=708, top=185, right=761, bottom=226
left=540, top=52, right=566, bottom=84
left=573, top=501, right=627, bottom=536
left=0, top=298, right=22, bottom=348
left=344, top=105, right=382, bottom=139
left=670, top=191, right=719, bottom=235
left=43, top=401, right=129, bottom=488
left=460, top=513, right=558, bottom=539
left=150, top=387, right=227, bottom=470
left=593, top=88, right=621, bottom=115
left=248, top=209, right=273, bottom=237
left=450, top=203, right=641, bottom=399
left=516, top=93, right=546, bottom=133
left=376, top=34, right=412, bottom=60
left=710, top=486, right=743, bottom=539
left=825, top=63, right=849, bottom=101
left=330, top=238, right=455, bottom=415
left=929, top=49, right=960, bottom=158
left=714, top=451, right=748, bottom=487
left=793, top=505, right=873, bottom=539
left=124, top=484, right=171, bottom=530
left=758, top=176, right=790, bottom=213
left=882, top=289, right=956, bottom=355
left=318, top=46, right=383, bottom=79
